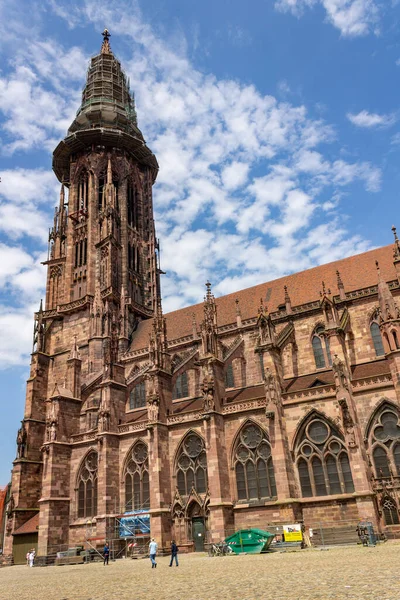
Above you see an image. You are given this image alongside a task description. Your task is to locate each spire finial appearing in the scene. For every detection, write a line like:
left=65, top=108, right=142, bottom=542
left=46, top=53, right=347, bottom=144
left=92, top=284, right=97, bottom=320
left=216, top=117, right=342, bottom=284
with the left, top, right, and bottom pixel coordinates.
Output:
left=392, top=225, right=400, bottom=263
left=101, top=28, right=111, bottom=54
left=284, top=285, right=290, bottom=302
left=205, top=281, right=212, bottom=301
left=235, top=298, right=241, bottom=316
left=284, top=285, right=292, bottom=314
left=336, top=270, right=346, bottom=300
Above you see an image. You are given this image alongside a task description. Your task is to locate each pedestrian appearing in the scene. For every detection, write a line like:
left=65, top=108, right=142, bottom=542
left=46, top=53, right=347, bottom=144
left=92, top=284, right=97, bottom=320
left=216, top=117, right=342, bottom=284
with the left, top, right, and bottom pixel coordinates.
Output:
left=103, top=542, right=110, bottom=565
left=169, top=540, right=179, bottom=567
left=29, top=548, right=35, bottom=568
left=149, top=538, right=158, bottom=568
left=26, top=551, right=30, bottom=566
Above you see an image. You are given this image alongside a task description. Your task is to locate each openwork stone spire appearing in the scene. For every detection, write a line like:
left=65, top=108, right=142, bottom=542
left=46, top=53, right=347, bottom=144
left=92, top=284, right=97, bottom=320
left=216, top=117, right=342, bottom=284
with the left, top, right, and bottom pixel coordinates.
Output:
left=53, top=30, right=158, bottom=184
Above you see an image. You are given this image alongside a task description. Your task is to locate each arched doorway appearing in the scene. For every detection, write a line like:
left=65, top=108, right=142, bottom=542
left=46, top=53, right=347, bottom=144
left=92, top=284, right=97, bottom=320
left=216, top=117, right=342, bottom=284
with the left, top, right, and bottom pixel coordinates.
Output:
left=187, top=501, right=206, bottom=551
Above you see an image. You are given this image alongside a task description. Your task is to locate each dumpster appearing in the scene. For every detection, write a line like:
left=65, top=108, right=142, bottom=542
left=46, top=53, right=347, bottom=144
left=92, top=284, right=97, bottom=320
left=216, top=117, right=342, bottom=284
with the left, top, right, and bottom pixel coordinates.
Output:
left=224, top=529, right=275, bottom=554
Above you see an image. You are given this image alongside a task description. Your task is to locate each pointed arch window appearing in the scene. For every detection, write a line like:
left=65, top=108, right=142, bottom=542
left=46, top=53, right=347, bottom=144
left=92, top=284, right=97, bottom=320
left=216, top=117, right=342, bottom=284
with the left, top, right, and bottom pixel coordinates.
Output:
left=370, top=321, right=384, bottom=357
left=176, top=433, right=208, bottom=496
left=124, top=442, right=150, bottom=512
left=234, top=423, right=277, bottom=501
left=382, top=496, right=400, bottom=525
left=130, top=382, right=146, bottom=409
left=312, top=326, right=331, bottom=369
left=77, top=451, right=98, bottom=518
left=369, top=408, right=400, bottom=478
left=173, top=372, right=189, bottom=400
left=295, top=417, right=354, bottom=497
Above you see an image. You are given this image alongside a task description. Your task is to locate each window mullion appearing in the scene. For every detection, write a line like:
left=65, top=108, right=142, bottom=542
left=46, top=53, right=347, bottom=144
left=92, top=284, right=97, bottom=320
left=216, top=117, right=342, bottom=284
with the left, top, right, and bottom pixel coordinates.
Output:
left=321, top=454, right=330, bottom=495
left=308, top=457, right=317, bottom=496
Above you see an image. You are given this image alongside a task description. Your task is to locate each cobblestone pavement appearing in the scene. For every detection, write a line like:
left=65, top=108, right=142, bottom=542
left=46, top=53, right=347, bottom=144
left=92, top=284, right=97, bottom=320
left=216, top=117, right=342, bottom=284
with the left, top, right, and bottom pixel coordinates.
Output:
left=2, top=543, right=400, bottom=600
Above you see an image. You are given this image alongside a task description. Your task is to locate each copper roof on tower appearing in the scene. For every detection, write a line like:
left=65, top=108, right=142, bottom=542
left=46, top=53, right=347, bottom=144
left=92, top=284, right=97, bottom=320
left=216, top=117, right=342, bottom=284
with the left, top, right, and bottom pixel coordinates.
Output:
left=53, top=30, right=158, bottom=183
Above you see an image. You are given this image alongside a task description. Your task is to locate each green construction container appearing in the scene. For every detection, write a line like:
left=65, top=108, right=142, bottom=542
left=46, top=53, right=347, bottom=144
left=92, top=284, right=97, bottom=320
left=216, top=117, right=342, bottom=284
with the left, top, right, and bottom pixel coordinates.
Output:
left=225, top=528, right=275, bottom=554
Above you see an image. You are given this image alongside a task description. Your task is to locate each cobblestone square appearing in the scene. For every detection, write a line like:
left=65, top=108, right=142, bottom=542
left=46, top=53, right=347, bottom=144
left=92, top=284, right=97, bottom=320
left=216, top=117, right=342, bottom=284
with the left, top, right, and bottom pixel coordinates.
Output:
left=2, top=543, right=400, bottom=600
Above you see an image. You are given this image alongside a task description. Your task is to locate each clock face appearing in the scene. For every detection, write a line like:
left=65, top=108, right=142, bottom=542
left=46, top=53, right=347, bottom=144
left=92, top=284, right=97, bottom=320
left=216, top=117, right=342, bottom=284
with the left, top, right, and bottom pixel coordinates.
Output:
left=184, top=435, right=204, bottom=458
left=241, top=424, right=262, bottom=449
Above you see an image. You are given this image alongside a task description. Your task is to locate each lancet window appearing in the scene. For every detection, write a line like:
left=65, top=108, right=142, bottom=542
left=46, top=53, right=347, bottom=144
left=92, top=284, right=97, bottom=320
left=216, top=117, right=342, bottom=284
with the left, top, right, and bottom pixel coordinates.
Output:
left=74, top=239, right=87, bottom=268
left=129, top=382, right=146, bottom=409
left=295, top=417, right=354, bottom=498
left=78, top=171, right=89, bottom=211
left=234, top=423, right=277, bottom=501
left=176, top=433, right=208, bottom=496
left=225, top=363, right=234, bottom=388
left=124, top=442, right=150, bottom=512
left=370, top=315, right=384, bottom=357
left=98, top=175, right=105, bottom=211
left=369, top=407, right=400, bottom=479
left=173, top=372, right=189, bottom=400
left=77, top=451, right=98, bottom=518
left=127, top=181, right=138, bottom=228
left=312, top=326, right=332, bottom=369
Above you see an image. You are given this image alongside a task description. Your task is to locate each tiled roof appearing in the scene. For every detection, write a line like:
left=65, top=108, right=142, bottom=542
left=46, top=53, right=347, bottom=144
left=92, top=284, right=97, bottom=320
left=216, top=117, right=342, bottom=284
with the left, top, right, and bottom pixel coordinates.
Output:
left=13, top=513, right=39, bottom=536
left=129, top=244, right=396, bottom=352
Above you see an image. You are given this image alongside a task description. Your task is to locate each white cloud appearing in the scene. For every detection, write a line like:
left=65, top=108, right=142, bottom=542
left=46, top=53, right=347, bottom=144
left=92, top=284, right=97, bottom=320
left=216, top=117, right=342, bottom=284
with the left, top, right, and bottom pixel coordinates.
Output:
left=0, top=0, right=384, bottom=368
left=0, top=306, right=37, bottom=369
left=221, top=162, right=250, bottom=190
left=347, top=110, right=396, bottom=128
left=0, top=244, right=46, bottom=299
left=275, top=0, right=380, bottom=37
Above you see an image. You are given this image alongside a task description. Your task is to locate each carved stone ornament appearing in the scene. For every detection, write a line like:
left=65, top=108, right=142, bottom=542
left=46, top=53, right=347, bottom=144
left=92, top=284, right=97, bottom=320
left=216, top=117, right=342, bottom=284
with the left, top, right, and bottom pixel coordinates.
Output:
left=201, top=363, right=215, bottom=412
left=332, top=355, right=349, bottom=391
left=16, top=422, right=27, bottom=459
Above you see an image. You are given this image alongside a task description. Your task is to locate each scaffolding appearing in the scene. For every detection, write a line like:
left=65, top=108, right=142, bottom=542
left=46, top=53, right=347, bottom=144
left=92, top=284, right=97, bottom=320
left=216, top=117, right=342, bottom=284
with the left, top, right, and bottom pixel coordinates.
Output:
left=84, top=495, right=151, bottom=562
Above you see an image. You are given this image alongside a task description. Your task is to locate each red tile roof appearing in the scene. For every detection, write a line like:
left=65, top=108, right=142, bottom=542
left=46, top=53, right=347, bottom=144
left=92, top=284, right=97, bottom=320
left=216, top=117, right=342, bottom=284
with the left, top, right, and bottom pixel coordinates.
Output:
left=13, top=513, right=39, bottom=536
left=129, top=244, right=396, bottom=351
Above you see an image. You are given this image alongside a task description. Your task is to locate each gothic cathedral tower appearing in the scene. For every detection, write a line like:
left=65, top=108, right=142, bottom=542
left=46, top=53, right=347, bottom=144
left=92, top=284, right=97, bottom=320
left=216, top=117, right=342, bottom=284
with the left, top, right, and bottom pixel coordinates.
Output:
left=4, top=31, right=160, bottom=559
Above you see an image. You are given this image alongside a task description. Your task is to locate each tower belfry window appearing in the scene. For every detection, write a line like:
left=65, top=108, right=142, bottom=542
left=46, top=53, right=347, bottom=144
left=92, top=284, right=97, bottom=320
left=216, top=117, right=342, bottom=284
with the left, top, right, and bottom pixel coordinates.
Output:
left=78, top=171, right=89, bottom=211
left=98, top=176, right=105, bottom=211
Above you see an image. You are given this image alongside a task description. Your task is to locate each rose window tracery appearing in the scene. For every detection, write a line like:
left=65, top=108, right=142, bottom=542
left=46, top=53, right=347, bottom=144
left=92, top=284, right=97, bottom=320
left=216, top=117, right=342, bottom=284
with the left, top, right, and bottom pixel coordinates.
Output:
left=176, top=433, right=208, bottom=496
left=125, top=442, right=150, bottom=512
left=370, top=409, right=400, bottom=479
left=234, top=423, right=276, bottom=501
left=77, top=451, right=98, bottom=518
left=295, top=417, right=354, bottom=498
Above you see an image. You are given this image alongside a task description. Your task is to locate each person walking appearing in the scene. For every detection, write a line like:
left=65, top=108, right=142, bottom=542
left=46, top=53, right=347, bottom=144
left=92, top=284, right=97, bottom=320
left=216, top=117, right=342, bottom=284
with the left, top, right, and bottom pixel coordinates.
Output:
left=103, top=542, right=110, bottom=565
left=169, top=540, right=179, bottom=567
left=28, top=549, right=35, bottom=568
left=26, top=551, right=30, bottom=566
left=149, top=538, right=158, bottom=568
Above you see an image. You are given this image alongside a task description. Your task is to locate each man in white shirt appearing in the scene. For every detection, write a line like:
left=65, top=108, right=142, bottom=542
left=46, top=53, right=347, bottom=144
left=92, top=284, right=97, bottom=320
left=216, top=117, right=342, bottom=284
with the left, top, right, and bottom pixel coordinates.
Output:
left=149, top=538, right=158, bottom=568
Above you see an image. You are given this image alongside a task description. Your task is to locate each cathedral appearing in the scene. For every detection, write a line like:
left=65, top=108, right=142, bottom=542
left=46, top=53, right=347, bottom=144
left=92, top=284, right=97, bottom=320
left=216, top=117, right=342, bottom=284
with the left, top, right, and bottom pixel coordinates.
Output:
left=5, top=31, right=400, bottom=562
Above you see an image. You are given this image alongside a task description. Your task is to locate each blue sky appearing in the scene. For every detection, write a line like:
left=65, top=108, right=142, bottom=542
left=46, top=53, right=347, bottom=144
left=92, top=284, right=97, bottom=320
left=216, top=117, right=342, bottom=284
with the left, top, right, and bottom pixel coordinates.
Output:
left=1, top=0, right=400, bottom=484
